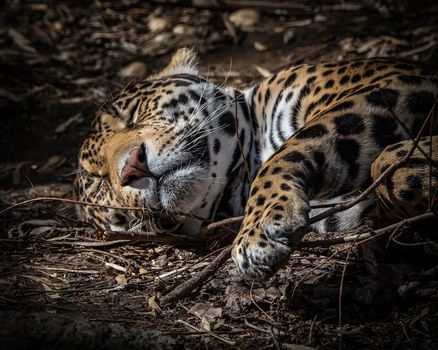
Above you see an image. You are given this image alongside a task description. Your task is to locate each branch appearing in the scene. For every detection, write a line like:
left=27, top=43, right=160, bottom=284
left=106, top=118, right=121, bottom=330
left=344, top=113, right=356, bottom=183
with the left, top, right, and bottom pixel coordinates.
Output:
left=300, top=211, right=436, bottom=248
left=200, top=216, right=243, bottom=235
left=161, top=246, right=231, bottom=304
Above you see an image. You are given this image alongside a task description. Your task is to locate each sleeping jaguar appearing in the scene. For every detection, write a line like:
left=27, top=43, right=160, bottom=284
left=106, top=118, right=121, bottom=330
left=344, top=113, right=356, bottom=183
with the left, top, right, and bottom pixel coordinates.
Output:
left=74, top=48, right=438, bottom=280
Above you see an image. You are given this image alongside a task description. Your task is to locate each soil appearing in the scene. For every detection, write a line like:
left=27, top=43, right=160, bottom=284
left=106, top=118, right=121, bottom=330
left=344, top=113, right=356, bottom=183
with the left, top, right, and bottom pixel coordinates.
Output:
left=1, top=1, right=438, bottom=349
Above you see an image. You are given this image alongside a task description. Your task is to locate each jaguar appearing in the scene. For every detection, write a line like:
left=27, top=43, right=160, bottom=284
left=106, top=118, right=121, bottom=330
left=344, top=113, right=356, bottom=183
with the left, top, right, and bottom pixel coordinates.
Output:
left=74, top=48, right=438, bottom=280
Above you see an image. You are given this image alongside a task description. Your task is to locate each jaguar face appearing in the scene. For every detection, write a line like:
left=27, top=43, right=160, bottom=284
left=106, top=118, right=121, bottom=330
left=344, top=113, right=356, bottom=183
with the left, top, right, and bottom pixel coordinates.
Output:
left=74, top=49, right=244, bottom=234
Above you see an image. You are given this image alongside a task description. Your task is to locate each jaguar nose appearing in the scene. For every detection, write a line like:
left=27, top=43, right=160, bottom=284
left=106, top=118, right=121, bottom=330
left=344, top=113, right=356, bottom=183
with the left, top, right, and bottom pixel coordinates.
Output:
left=120, top=144, right=156, bottom=185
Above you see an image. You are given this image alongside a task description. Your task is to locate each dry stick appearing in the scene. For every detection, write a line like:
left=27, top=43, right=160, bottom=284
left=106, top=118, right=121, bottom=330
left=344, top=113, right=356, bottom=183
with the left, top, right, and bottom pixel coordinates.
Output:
left=301, top=212, right=435, bottom=248
left=250, top=281, right=276, bottom=324
left=200, top=203, right=345, bottom=236
left=399, top=42, right=438, bottom=58
left=269, top=327, right=285, bottom=350
left=0, top=238, right=133, bottom=249
left=177, top=319, right=236, bottom=346
left=161, top=246, right=231, bottom=304
left=308, top=98, right=438, bottom=227
left=0, top=197, right=144, bottom=215
left=385, top=221, right=407, bottom=249
left=201, top=215, right=244, bottom=235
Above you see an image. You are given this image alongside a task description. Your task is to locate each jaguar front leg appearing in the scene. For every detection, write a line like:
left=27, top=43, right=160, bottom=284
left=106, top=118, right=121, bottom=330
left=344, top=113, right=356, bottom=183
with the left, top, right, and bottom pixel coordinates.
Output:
left=232, top=121, right=374, bottom=280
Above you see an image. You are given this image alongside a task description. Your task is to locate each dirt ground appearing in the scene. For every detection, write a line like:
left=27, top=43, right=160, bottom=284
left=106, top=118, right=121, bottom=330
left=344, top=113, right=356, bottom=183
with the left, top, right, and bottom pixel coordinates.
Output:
left=1, top=1, right=438, bottom=349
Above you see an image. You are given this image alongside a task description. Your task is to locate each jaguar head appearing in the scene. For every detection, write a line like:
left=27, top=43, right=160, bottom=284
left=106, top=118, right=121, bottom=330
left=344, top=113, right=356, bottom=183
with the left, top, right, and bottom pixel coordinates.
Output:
left=74, top=48, right=249, bottom=235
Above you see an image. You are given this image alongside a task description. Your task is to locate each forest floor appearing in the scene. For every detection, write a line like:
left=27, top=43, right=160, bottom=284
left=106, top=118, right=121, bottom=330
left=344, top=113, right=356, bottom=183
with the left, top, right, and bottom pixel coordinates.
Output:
left=1, top=1, right=438, bottom=349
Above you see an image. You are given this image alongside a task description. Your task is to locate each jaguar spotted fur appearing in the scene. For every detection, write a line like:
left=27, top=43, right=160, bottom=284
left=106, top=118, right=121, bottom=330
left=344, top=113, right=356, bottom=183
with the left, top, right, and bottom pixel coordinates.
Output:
left=74, top=48, right=438, bottom=279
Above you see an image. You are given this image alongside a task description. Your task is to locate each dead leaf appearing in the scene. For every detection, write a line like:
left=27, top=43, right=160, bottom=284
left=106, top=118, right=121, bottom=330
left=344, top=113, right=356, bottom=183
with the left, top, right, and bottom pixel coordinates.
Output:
left=118, top=61, right=148, bottom=79
left=115, top=274, right=127, bottom=285
left=190, top=303, right=222, bottom=323
left=228, top=9, right=260, bottom=32
left=20, top=275, right=60, bottom=299
left=254, top=41, right=267, bottom=51
left=200, top=316, right=211, bottom=332
left=148, top=295, right=163, bottom=315
left=286, top=19, right=313, bottom=27
left=154, top=254, right=167, bottom=268
left=251, top=288, right=266, bottom=300
left=284, top=344, right=317, bottom=350
left=283, top=29, right=295, bottom=44
left=148, top=17, right=168, bottom=33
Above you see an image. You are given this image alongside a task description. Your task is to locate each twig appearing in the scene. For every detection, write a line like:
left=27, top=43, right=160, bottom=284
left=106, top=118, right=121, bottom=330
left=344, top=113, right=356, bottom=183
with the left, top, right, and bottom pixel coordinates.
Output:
left=301, top=212, right=436, bottom=248
left=0, top=196, right=207, bottom=221
left=177, top=319, right=236, bottom=346
left=0, top=196, right=144, bottom=216
left=338, top=236, right=359, bottom=344
left=201, top=216, right=244, bottom=235
left=269, top=327, right=285, bottom=350
left=399, top=41, right=437, bottom=58
left=250, top=281, right=276, bottom=324
left=161, top=246, right=231, bottom=304
left=244, top=319, right=271, bottom=333
left=157, top=262, right=209, bottom=280
left=307, top=315, right=317, bottom=345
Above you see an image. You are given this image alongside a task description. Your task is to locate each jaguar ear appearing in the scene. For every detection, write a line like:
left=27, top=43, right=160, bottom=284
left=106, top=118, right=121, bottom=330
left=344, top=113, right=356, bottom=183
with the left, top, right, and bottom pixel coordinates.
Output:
left=154, top=47, right=199, bottom=78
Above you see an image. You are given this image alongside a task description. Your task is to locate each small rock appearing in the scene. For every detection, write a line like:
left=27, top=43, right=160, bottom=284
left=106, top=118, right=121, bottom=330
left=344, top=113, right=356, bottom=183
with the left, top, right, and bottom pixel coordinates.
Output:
left=314, top=14, right=327, bottom=22
left=118, top=61, right=147, bottom=78
left=173, top=24, right=196, bottom=35
left=254, top=41, right=267, bottom=51
left=228, top=9, right=260, bottom=31
left=153, top=32, right=173, bottom=43
left=148, top=17, right=168, bottom=32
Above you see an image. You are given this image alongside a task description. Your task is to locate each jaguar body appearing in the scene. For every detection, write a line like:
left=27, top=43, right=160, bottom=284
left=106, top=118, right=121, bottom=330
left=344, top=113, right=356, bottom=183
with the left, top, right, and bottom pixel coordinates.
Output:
left=74, top=49, right=438, bottom=279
